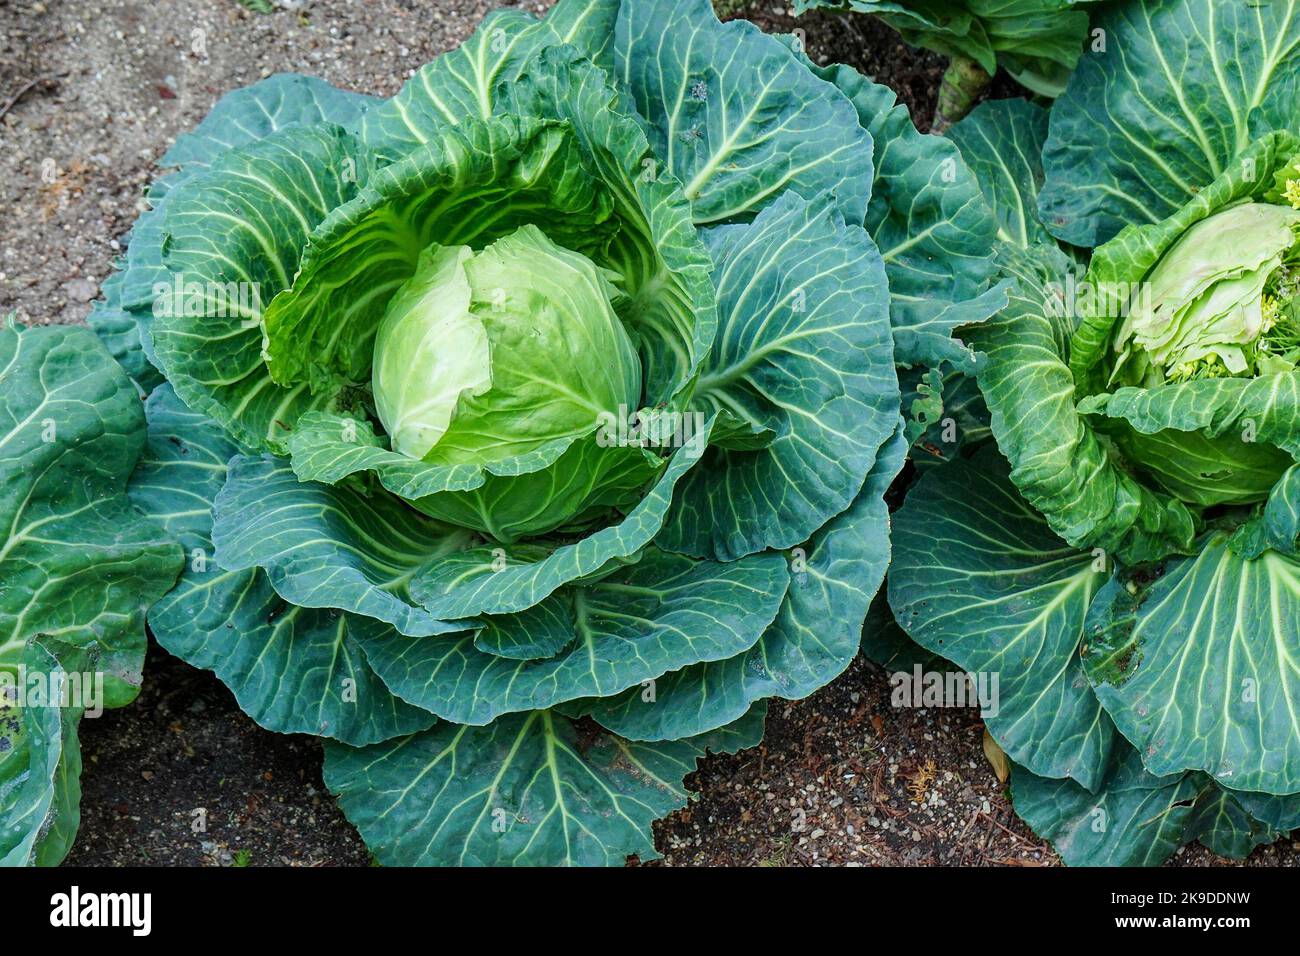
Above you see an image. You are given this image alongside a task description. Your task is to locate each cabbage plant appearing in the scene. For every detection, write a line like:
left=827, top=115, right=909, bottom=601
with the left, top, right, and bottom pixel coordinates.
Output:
left=793, top=0, right=1103, bottom=127
left=885, top=0, right=1300, bottom=865
left=99, top=0, right=1003, bottom=865
left=0, top=321, right=181, bottom=866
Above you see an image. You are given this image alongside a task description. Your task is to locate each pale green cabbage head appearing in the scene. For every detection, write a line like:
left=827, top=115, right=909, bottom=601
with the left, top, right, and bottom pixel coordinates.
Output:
left=372, top=224, right=642, bottom=464
left=1111, top=201, right=1300, bottom=387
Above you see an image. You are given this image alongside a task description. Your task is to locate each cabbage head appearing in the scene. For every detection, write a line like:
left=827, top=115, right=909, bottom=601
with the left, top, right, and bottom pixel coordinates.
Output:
left=1111, top=203, right=1300, bottom=387
left=372, top=226, right=641, bottom=469
left=1088, top=199, right=1300, bottom=506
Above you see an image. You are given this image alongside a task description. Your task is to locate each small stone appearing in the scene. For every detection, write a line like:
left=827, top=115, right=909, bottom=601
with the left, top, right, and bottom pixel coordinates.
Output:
left=64, top=277, right=97, bottom=301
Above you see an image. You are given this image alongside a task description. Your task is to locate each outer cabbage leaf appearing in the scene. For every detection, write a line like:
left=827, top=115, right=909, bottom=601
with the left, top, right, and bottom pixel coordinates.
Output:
left=130, top=388, right=435, bottom=745
left=1234, top=464, right=1300, bottom=558
left=657, top=191, right=897, bottom=560
left=0, top=323, right=181, bottom=706
left=859, top=594, right=948, bottom=672
left=0, top=324, right=181, bottom=865
left=807, top=58, right=1006, bottom=369
left=1077, top=377, right=1300, bottom=508
left=85, top=268, right=164, bottom=394
left=584, top=423, right=907, bottom=740
left=0, top=641, right=86, bottom=867
left=1233, top=790, right=1300, bottom=834
left=1083, top=534, right=1300, bottom=795
left=1187, top=789, right=1282, bottom=860
left=111, top=72, right=377, bottom=397
left=321, top=702, right=765, bottom=866
left=360, top=0, right=618, bottom=161
left=795, top=0, right=994, bottom=73
left=1013, top=740, right=1292, bottom=866
left=350, top=548, right=788, bottom=725
left=163, top=72, right=376, bottom=171
left=472, top=603, right=575, bottom=662
left=149, top=124, right=367, bottom=454
left=1039, top=0, right=1300, bottom=248
left=115, top=173, right=188, bottom=372
left=947, top=97, right=1055, bottom=248
left=900, top=363, right=991, bottom=471
left=976, top=0, right=1099, bottom=98
left=212, top=456, right=471, bottom=638
left=888, top=447, right=1113, bottom=788
left=969, top=241, right=1196, bottom=563
left=1011, top=745, right=1206, bottom=867
left=617, top=0, right=873, bottom=226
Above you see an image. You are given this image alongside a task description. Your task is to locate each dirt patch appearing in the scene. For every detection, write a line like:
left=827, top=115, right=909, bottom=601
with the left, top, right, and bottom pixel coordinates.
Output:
left=653, top=655, right=1299, bottom=867
left=67, top=650, right=369, bottom=867
left=3, top=0, right=1293, bottom=868
left=653, top=655, right=1050, bottom=866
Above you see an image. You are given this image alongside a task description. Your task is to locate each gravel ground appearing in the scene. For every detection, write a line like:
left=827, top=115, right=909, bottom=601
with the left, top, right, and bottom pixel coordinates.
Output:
left=2, top=0, right=1294, bottom=867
